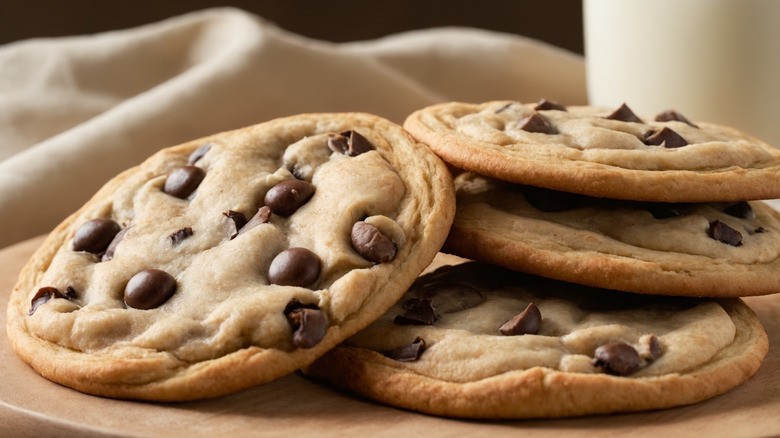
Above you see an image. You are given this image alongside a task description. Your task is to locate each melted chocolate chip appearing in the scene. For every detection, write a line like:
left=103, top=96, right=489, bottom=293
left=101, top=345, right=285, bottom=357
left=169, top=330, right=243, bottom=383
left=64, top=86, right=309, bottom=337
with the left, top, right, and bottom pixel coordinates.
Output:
left=394, top=298, right=436, bottom=325
left=752, top=227, right=767, bottom=234
left=163, top=166, right=206, bottom=199
left=268, top=248, right=321, bottom=287
left=708, top=220, right=743, bottom=246
left=638, top=335, right=662, bottom=362
left=521, top=185, right=584, bottom=212
left=643, top=127, right=688, bottom=148
left=518, top=112, right=555, bottom=134
left=383, top=337, right=426, bottom=362
left=101, top=226, right=130, bottom=262
left=655, top=110, right=698, bottom=128
left=534, top=99, right=567, bottom=111
left=169, top=227, right=193, bottom=245
left=188, top=143, right=212, bottom=164
left=238, top=206, right=272, bottom=237
left=264, top=180, right=315, bottom=217
left=124, top=269, right=177, bottom=310
left=351, top=221, right=397, bottom=264
left=73, top=218, right=121, bottom=254
left=593, top=342, right=641, bottom=376
left=28, top=286, right=75, bottom=316
left=499, top=302, right=542, bottom=336
left=64, top=286, right=77, bottom=299
left=284, top=300, right=328, bottom=349
left=605, top=103, right=643, bottom=123
left=724, top=201, right=755, bottom=221
left=29, top=288, right=56, bottom=315
left=327, top=130, right=374, bottom=156
left=495, top=103, right=513, bottom=114
left=223, top=210, right=247, bottom=240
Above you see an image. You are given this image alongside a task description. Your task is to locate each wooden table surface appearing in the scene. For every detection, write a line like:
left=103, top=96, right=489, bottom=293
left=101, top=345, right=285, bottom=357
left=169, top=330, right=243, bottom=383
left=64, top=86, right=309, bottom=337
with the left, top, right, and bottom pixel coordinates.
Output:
left=1, top=235, right=779, bottom=438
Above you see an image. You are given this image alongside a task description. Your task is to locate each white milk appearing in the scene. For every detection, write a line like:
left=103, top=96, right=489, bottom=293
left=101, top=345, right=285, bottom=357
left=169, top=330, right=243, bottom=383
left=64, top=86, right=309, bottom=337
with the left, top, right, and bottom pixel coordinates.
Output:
left=584, top=0, right=780, bottom=146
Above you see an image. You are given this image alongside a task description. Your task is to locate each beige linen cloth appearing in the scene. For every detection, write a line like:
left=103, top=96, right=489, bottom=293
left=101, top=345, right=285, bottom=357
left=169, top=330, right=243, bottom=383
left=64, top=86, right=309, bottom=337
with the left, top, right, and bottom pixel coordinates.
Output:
left=0, top=7, right=587, bottom=249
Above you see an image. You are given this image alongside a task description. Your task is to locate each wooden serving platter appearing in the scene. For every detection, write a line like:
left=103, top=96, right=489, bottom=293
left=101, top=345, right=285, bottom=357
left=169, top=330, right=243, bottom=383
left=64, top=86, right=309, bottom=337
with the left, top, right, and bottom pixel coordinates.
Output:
left=1, top=236, right=778, bottom=437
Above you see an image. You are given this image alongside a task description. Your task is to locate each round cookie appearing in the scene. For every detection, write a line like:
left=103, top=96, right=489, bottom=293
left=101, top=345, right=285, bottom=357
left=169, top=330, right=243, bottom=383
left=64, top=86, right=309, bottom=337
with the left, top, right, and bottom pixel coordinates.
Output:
left=6, top=113, right=455, bottom=401
left=304, top=260, right=768, bottom=419
left=403, top=100, right=780, bottom=202
left=444, top=173, right=780, bottom=297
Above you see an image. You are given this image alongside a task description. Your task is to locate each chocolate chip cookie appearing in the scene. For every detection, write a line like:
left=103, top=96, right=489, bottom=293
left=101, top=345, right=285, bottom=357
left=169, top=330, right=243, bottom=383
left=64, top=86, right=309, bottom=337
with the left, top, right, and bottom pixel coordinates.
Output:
left=6, top=113, right=455, bottom=401
left=304, top=261, right=768, bottom=418
left=403, top=100, right=780, bottom=202
left=444, top=173, right=780, bottom=297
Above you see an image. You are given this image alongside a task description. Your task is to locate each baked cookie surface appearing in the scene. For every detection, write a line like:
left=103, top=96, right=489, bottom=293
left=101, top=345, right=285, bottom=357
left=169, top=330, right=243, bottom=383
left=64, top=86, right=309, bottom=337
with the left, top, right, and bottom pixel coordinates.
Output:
left=403, top=100, right=780, bottom=202
left=304, top=260, right=768, bottom=419
left=444, top=173, right=780, bottom=297
left=6, top=113, right=455, bottom=401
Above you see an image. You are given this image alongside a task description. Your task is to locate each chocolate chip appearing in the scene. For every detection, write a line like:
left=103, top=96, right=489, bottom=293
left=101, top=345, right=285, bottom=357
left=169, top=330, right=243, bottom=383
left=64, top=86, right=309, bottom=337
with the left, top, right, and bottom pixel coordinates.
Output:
left=394, top=298, right=436, bottom=325
left=421, top=283, right=486, bottom=314
left=521, top=185, right=583, bottom=212
left=383, top=337, right=426, bottom=362
left=29, top=288, right=55, bottom=315
left=518, top=112, right=555, bottom=134
left=499, top=302, right=542, bottom=336
left=223, top=210, right=247, bottom=239
left=188, top=143, right=212, bottom=164
left=643, top=127, right=688, bottom=148
left=708, top=220, right=743, bottom=246
left=645, top=203, right=692, bottom=219
left=593, top=342, right=641, bottom=376
left=237, top=206, right=272, bottom=237
left=163, top=166, right=206, bottom=199
left=655, top=110, right=698, bottom=128
left=724, top=201, right=755, bottom=221
left=28, top=286, right=74, bottom=316
left=534, top=98, right=567, bottom=111
left=327, top=130, right=374, bottom=156
left=351, top=221, right=397, bottom=264
left=638, top=335, right=662, bottom=362
left=124, top=269, right=177, bottom=310
left=752, top=227, right=767, bottom=234
left=101, top=225, right=130, bottom=262
left=73, top=218, right=121, bottom=254
left=605, top=103, right=643, bottom=123
left=64, top=286, right=77, bottom=299
left=169, top=227, right=193, bottom=245
left=264, top=180, right=315, bottom=217
left=495, top=103, right=513, bottom=114
left=284, top=300, right=328, bottom=349
left=268, top=248, right=321, bottom=287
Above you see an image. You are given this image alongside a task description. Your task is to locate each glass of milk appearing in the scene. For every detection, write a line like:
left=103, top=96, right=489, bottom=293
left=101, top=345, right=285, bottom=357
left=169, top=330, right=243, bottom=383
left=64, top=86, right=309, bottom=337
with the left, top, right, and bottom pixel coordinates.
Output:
left=584, top=0, right=780, bottom=147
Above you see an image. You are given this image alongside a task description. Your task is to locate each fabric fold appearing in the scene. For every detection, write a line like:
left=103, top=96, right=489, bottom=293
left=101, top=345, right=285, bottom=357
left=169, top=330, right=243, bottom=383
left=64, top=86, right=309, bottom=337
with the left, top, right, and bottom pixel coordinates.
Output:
left=0, top=7, right=586, bottom=248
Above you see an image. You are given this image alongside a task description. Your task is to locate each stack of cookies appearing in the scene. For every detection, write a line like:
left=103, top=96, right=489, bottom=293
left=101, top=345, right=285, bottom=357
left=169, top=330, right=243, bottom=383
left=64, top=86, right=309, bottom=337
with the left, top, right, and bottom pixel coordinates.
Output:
left=405, top=100, right=780, bottom=297
left=5, top=102, right=778, bottom=419
left=305, top=101, right=780, bottom=418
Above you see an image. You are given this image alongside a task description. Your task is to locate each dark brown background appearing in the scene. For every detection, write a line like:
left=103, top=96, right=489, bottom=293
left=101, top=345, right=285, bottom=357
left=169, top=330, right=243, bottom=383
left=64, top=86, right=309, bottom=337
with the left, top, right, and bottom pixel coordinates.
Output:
left=0, top=0, right=584, bottom=53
